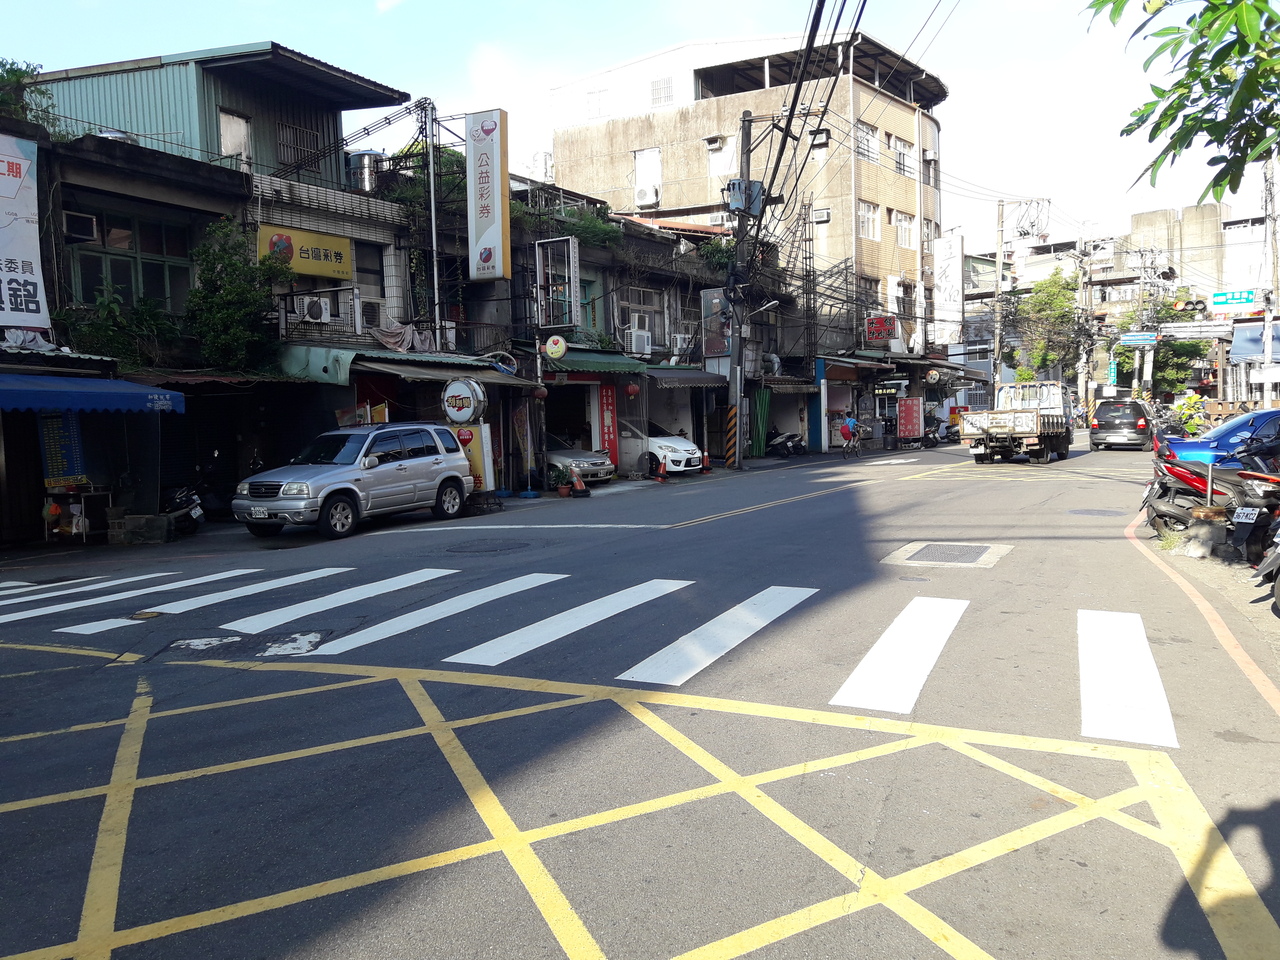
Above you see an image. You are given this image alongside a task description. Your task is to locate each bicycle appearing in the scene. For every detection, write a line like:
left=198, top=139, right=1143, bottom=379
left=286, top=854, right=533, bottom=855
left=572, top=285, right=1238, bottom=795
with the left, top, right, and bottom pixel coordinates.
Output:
left=841, top=424, right=866, bottom=459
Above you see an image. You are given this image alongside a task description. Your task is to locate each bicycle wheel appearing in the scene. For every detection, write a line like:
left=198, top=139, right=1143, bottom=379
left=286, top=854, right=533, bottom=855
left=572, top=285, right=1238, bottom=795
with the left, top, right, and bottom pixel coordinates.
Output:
left=842, top=439, right=851, bottom=460
left=852, top=438, right=862, bottom=458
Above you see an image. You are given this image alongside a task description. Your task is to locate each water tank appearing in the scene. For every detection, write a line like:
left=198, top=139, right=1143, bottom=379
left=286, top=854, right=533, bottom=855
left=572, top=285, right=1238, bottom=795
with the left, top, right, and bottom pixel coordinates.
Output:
left=347, top=150, right=385, bottom=193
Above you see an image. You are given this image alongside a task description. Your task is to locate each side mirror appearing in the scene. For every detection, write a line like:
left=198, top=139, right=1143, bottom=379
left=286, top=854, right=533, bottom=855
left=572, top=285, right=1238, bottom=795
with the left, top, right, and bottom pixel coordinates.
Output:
left=362, top=455, right=380, bottom=469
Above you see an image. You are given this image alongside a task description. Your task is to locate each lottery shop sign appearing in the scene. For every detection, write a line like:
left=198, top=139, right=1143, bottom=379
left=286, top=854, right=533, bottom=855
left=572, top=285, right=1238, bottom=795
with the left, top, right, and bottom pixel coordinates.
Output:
left=0, top=135, right=50, bottom=329
left=257, top=224, right=353, bottom=280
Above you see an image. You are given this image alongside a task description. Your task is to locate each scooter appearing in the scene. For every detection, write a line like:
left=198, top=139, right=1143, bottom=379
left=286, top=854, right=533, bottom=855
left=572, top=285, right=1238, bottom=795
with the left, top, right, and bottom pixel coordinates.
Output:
left=160, top=484, right=204, bottom=535
left=1252, top=516, right=1280, bottom=606
left=765, top=428, right=804, bottom=458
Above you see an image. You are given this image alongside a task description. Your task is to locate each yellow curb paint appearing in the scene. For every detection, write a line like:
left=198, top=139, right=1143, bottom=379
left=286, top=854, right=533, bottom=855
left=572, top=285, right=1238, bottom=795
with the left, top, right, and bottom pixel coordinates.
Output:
left=0, top=642, right=143, bottom=662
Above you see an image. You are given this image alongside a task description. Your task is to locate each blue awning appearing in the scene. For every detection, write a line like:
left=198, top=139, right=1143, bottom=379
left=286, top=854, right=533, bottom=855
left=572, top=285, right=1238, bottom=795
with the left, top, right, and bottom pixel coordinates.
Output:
left=0, top=375, right=185, bottom=413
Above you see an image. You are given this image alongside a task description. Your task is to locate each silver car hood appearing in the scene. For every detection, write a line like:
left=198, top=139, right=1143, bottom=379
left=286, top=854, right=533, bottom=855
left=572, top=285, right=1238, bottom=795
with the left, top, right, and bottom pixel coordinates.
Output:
left=243, top=462, right=360, bottom=484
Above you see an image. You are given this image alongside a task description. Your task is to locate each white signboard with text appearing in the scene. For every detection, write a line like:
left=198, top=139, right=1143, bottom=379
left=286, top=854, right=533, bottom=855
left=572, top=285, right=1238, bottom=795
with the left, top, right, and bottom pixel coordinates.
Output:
left=0, top=135, right=50, bottom=329
left=466, top=110, right=511, bottom=282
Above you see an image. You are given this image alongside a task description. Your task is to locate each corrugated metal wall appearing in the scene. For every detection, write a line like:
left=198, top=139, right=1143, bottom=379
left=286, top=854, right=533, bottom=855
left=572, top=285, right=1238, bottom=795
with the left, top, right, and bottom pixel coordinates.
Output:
left=40, top=63, right=202, bottom=160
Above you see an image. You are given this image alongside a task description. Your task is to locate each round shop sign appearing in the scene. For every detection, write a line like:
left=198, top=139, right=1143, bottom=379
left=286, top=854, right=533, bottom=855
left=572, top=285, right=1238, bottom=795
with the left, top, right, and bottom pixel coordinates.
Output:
left=545, top=335, right=567, bottom=360
left=457, top=427, right=474, bottom=445
left=442, top=378, right=486, bottom=424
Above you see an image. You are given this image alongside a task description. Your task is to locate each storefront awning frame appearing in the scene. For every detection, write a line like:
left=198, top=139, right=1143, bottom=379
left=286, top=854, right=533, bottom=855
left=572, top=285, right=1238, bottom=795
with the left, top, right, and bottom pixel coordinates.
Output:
left=0, top=374, right=185, bottom=413
left=351, top=359, right=535, bottom=387
left=645, top=366, right=728, bottom=389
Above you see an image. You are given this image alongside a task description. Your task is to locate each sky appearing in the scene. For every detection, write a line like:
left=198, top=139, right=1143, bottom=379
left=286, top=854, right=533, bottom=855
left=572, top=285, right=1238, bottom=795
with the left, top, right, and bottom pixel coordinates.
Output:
left=14, top=0, right=1264, bottom=246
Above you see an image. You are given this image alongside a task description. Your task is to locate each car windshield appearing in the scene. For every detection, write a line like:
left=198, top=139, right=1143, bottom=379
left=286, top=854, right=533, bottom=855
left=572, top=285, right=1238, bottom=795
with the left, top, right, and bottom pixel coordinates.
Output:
left=547, top=435, right=574, bottom=452
left=290, top=433, right=366, bottom=465
left=647, top=421, right=675, bottom=437
left=1201, top=411, right=1277, bottom=442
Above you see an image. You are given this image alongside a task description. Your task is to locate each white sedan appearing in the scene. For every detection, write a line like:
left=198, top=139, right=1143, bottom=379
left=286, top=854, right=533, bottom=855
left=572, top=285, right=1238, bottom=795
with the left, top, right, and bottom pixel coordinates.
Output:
left=620, top=420, right=703, bottom=474
left=546, top=434, right=615, bottom=483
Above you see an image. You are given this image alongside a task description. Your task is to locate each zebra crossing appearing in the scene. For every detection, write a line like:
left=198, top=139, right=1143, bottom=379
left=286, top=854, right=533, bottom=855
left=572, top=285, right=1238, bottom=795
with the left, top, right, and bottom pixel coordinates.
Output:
left=3, top=566, right=1181, bottom=748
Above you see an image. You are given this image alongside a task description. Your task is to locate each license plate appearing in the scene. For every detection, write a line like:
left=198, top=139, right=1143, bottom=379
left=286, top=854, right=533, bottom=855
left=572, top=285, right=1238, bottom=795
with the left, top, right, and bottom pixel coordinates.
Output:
left=250, top=506, right=268, bottom=519
left=1141, top=481, right=1153, bottom=505
left=1109, top=434, right=1130, bottom=442
left=1233, top=507, right=1260, bottom=523
left=189, top=505, right=204, bottom=520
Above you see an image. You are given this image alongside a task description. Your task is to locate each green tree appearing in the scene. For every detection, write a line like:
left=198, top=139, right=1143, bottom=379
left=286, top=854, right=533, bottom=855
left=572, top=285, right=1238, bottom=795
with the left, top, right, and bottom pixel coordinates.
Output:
left=184, top=218, right=294, bottom=370
left=1088, top=0, right=1280, bottom=199
left=1111, top=296, right=1211, bottom=393
left=1013, top=267, right=1082, bottom=375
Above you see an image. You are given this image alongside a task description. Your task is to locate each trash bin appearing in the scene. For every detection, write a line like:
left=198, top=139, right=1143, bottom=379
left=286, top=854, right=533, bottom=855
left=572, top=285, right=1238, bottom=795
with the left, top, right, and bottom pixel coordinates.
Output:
left=883, top=435, right=898, bottom=451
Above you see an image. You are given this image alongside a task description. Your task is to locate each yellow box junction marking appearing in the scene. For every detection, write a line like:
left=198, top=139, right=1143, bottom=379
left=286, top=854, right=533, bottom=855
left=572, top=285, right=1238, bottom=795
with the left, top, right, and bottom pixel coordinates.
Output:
left=2, top=654, right=1277, bottom=960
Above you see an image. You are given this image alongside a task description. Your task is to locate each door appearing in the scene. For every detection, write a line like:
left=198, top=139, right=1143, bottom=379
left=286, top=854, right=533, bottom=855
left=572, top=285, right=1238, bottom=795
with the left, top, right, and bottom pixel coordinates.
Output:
left=363, top=432, right=414, bottom=512
left=402, top=429, right=443, bottom=505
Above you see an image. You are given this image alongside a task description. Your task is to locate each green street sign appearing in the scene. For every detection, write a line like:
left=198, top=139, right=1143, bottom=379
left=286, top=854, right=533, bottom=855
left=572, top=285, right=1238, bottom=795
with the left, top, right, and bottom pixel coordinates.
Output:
left=1212, top=289, right=1256, bottom=306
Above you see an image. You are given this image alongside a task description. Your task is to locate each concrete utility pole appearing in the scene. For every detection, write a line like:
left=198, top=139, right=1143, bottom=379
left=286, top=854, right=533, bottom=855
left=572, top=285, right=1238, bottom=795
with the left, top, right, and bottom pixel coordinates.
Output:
left=727, top=109, right=753, bottom=469
left=993, top=200, right=1005, bottom=385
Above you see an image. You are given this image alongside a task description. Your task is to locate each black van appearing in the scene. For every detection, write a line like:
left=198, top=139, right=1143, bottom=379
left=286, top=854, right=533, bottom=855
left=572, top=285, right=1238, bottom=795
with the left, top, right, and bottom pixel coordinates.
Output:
left=1090, top=400, right=1156, bottom=451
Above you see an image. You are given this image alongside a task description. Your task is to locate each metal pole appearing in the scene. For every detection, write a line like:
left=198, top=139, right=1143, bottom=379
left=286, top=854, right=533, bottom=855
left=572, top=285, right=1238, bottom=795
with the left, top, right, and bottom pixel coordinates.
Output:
left=426, top=100, right=444, bottom=350
left=1267, top=158, right=1278, bottom=406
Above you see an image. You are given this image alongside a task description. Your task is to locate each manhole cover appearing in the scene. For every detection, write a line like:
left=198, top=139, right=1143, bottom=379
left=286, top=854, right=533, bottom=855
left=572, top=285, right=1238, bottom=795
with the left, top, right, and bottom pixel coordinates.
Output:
left=1068, top=509, right=1127, bottom=517
left=906, top=543, right=990, bottom=564
left=445, top=540, right=530, bottom=554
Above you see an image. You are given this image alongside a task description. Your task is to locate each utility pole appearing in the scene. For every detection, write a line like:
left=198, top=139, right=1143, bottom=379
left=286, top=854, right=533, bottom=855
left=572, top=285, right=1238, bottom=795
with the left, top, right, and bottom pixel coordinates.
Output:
left=1266, top=158, right=1278, bottom=406
left=727, top=109, right=752, bottom=470
left=993, top=200, right=1005, bottom=386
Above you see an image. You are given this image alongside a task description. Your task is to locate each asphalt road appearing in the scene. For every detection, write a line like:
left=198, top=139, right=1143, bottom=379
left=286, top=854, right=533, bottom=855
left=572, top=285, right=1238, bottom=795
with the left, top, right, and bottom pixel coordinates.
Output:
left=4, top=441, right=1279, bottom=960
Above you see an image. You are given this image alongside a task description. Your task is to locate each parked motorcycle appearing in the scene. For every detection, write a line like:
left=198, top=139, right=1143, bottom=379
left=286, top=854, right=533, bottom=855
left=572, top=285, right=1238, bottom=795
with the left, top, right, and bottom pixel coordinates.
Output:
left=160, top=484, right=205, bottom=535
left=765, top=428, right=804, bottom=458
left=922, top=424, right=940, bottom=448
left=1252, top=515, right=1280, bottom=606
left=1143, top=436, right=1280, bottom=561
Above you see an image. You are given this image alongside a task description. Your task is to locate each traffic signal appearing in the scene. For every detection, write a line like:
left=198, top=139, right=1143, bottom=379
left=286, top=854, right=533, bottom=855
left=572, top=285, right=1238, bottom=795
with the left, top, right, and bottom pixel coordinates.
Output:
left=1172, top=300, right=1206, bottom=313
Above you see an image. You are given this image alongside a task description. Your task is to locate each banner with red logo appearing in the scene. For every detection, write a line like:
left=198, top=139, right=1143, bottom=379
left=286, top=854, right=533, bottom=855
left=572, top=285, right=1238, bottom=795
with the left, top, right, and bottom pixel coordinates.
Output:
left=466, top=110, right=511, bottom=282
left=599, top=384, right=618, bottom=465
left=0, top=135, right=50, bottom=329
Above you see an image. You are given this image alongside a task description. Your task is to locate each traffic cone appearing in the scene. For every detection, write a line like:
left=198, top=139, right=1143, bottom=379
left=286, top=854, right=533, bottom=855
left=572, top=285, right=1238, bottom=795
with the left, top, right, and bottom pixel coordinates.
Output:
left=570, top=467, right=591, bottom=497
left=700, top=450, right=712, bottom=474
left=652, top=455, right=669, bottom=483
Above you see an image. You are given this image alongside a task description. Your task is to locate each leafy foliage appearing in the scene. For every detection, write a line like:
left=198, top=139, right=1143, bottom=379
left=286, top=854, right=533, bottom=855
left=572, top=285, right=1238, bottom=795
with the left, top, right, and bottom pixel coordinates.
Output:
left=698, top=238, right=736, bottom=273
left=1111, top=296, right=1211, bottom=394
left=61, top=284, right=178, bottom=366
left=0, top=59, right=65, bottom=135
left=1088, top=0, right=1280, bottom=199
left=184, top=218, right=294, bottom=370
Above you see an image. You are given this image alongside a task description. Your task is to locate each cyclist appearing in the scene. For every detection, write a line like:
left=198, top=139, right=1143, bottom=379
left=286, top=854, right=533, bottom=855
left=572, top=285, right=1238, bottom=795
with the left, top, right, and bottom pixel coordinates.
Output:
left=840, top=410, right=862, bottom=458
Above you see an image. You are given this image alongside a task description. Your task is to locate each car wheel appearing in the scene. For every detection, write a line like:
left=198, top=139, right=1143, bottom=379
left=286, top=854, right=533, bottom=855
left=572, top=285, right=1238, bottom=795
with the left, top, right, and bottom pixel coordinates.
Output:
left=645, top=452, right=660, bottom=475
left=318, top=493, right=358, bottom=539
left=246, top=523, right=284, bottom=538
left=433, top=479, right=464, bottom=520
left=1141, top=436, right=1154, bottom=452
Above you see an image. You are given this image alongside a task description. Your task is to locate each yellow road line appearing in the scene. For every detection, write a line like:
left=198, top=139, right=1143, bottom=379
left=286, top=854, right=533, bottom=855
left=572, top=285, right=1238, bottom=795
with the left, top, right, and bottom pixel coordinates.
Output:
left=75, top=677, right=152, bottom=960
left=398, top=678, right=605, bottom=960
left=0, top=642, right=143, bottom=662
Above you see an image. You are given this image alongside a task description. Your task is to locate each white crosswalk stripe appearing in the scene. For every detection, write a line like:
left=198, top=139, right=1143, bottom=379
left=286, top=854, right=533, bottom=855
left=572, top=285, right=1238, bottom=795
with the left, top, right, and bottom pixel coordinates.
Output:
left=829, top=597, right=969, bottom=714
left=56, top=568, right=355, bottom=635
left=0, top=570, right=258, bottom=626
left=1078, top=609, right=1179, bottom=748
left=220, top=567, right=457, bottom=634
left=0, top=572, right=174, bottom=610
left=0, top=577, right=103, bottom=598
left=617, top=586, right=818, bottom=686
left=444, top=578, right=694, bottom=667
left=304, top=573, right=569, bottom=657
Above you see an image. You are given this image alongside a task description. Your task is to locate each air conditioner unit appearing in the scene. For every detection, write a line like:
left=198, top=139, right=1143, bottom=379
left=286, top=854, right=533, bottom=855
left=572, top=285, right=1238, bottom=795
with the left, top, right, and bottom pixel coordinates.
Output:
left=295, top=296, right=331, bottom=323
left=923, top=149, right=937, bottom=161
left=360, top=296, right=386, bottom=328
left=812, top=208, right=831, bottom=224
left=709, top=212, right=731, bottom=227
left=623, top=328, right=652, bottom=356
left=63, top=211, right=99, bottom=244
left=634, top=184, right=660, bottom=209
left=670, top=333, right=693, bottom=355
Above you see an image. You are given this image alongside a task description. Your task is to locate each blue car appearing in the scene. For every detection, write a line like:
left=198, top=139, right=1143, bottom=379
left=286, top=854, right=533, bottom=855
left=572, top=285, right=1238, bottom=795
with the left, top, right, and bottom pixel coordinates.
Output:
left=1160, top=408, right=1280, bottom=465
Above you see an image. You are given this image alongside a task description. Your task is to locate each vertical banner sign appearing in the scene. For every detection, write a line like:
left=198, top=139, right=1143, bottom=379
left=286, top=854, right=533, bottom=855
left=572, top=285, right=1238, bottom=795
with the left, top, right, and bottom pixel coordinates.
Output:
left=466, top=110, right=511, bottom=282
left=599, top=384, right=618, bottom=465
left=897, top=397, right=924, bottom=439
left=0, top=135, right=51, bottom=329
left=38, top=411, right=88, bottom=487
left=932, top=235, right=963, bottom=345
left=701, top=288, right=730, bottom=358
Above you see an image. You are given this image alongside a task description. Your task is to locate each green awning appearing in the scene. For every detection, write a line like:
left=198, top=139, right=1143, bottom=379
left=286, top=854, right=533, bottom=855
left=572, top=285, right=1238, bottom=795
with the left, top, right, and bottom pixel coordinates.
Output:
left=545, top=350, right=647, bottom=374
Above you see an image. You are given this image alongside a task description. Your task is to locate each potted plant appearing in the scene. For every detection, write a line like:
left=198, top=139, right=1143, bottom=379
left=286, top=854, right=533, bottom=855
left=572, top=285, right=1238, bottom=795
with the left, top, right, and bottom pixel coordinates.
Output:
left=547, top=465, right=572, bottom=497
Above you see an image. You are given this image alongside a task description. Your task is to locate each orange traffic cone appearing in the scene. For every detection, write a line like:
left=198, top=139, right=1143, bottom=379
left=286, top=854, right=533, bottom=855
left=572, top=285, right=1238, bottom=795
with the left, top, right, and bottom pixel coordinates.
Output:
left=700, top=449, right=712, bottom=474
left=652, top=455, right=669, bottom=483
left=570, top=467, right=591, bottom=497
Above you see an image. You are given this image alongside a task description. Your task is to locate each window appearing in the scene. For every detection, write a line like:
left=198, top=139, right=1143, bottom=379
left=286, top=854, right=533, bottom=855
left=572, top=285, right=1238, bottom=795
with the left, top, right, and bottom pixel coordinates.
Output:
left=855, top=122, right=878, bottom=161
left=922, top=219, right=936, bottom=254
left=922, top=158, right=939, bottom=188
left=72, top=210, right=194, bottom=313
left=433, top=429, right=461, bottom=453
left=890, top=136, right=914, bottom=177
left=651, top=77, right=673, bottom=107
left=857, top=201, right=880, bottom=240
left=856, top=276, right=881, bottom=316
left=218, top=109, right=251, bottom=172
left=620, top=286, right=665, bottom=344
left=924, top=287, right=935, bottom=319
left=897, top=281, right=916, bottom=317
left=894, top=211, right=915, bottom=248
left=369, top=433, right=405, bottom=463
left=354, top=242, right=385, bottom=298
left=277, top=122, right=321, bottom=172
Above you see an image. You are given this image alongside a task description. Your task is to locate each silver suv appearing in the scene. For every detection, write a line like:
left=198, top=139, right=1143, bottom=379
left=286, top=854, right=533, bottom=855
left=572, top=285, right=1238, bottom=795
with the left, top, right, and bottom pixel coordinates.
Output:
left=232, top=423, right=475, bottom=539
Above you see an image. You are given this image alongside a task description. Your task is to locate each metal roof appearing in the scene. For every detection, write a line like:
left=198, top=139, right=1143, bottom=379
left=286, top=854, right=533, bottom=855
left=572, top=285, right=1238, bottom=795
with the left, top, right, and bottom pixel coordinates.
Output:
left=38, top=42, right=409, bottom=110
